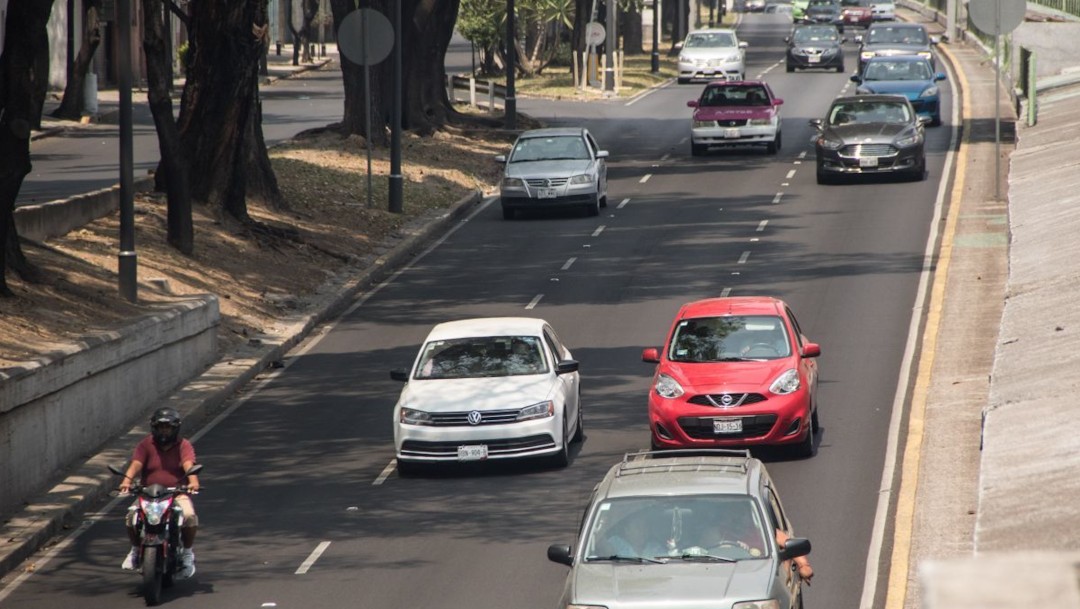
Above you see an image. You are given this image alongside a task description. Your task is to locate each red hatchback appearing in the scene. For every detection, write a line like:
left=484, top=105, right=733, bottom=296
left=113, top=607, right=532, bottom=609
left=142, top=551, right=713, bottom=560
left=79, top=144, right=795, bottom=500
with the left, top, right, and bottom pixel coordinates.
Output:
left=642, top=297, right=821, bottom=457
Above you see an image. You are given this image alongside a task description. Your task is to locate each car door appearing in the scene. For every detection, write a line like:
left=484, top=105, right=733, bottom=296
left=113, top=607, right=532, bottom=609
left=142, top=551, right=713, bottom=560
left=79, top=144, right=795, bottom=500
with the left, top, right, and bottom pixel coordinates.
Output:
left=763, top=485, right=801, bottom=607
left=544, top=325, right=579, bottom=431
left=585, top=130, right=607, bottom=200
left=785, top=307, right=818, bottom=392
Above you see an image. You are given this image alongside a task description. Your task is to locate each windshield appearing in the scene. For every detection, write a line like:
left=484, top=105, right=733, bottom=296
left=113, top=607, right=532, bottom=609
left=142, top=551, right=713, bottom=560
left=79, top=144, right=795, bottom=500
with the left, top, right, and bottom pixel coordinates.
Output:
left=413, top=335, right=548, bottom=379
left=828, top=100, right=912, bottom=125
left=508, top=135, right=590, bottom=163
left=583, top=496, right=771, bottom=562
left=699, top=85, right=771, bottom=107
left=864, top=60, right=932, bottom=81
left=684, top=32, right=737, bottom=48
left=668, top=315, right=791, bottom=362
left=867, top=26, right=928, bottom=44
left=793, top=26, right=840, bottom=43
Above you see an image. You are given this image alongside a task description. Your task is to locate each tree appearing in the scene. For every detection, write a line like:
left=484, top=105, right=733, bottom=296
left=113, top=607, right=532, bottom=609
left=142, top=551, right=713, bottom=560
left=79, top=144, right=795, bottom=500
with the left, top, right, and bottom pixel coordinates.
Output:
left=288, top=0, right=321, bottom=65
left=0, top=0, right=56, bottom=296
left=52, top=0, right=103, bottom=120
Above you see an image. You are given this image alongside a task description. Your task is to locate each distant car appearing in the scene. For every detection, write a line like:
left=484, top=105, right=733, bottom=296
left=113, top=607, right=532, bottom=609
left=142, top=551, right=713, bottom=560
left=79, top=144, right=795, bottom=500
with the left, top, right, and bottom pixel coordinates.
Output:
left=857, top=22, right=937, bottom=72
left=390, top=317, right=582, bottom=474
left=677, top=28, right=748, bottom=84
left=786, top=24, right=846, bottom=72
left=801, top=0, right=844, bottom=29
left=840, top=0, right=874, bottom=28
left=792, top=0, right=811, bottom=21
left=810, top=94, right=928, bottom=183
left=641, top=296, right=821, bottom=457
left=547, top=449, right=813, bottom=609
left=852, top=55, right=946, bottom=125
left=766, top=2, right=795, bottom=14
left=687, top=81, right=784, bottom=156
left=746, top=0, right=768, bottom=11
left=495, top=127, right=609, bottom=219
left=870, top=0, right=896, bottom=20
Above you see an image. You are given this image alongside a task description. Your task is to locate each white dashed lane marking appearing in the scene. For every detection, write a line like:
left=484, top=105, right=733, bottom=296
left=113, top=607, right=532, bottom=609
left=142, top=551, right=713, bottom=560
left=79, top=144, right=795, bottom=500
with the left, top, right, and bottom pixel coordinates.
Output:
left=561, top=257, right=577, bottom=270
left=526, top=294, right=544, bottom=309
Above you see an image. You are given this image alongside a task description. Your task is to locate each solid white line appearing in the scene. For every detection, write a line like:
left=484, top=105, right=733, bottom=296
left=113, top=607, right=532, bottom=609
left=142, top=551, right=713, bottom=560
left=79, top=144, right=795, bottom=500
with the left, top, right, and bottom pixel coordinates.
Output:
left=591, top=225, right=605, bottom=237
left=737, top=251, right=750, bottom=264
left=526, top=294, right=544, bottom=309
left=296, top=541, right=332, bottom=575
left=640, top=174, right=652, bottom=184
left=373, top=461, right=397, bottom=485
left=757, top=220, right=768, bottom=232
left=561, top=257, right=577, bottom=271
left=786, top=169, right=797, bottom=179
left=772, top=192, right=784, bottom=204
left=617, top=198, right=630, bottom=209
left=720, top=287, right=732, bottom=297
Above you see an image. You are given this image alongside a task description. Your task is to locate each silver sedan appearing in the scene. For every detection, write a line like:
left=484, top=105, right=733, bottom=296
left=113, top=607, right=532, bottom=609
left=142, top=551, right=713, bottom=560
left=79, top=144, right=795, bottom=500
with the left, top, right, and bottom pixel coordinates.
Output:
left=496, top=127, right=609, bottom=219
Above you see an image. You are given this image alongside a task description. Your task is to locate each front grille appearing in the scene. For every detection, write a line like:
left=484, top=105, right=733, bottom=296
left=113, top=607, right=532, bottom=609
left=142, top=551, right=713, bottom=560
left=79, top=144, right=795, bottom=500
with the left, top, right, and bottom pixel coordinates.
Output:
left=678, top=414, right=777, bottom=440
left=400, top=434, right=556, bottom=457
left=428, top=409, right=521, bottom=426
left=526, top=177, right=568, bottom=187
left=687, top=393, right=768, bottom=407
left=716, top=119, right=748, bottom=127
left=840, top=143, right=897, bottom=158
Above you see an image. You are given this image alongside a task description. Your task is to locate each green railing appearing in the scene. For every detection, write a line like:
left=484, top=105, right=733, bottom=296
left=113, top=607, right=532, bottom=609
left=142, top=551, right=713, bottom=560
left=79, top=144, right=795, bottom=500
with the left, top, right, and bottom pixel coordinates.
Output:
left=1028, top=0, right=1080, bottom=18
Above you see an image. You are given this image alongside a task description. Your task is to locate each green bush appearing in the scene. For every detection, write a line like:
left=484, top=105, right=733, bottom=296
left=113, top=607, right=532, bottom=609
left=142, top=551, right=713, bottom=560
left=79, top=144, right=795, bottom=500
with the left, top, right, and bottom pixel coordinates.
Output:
left=177, top=41, right=191, bottom=70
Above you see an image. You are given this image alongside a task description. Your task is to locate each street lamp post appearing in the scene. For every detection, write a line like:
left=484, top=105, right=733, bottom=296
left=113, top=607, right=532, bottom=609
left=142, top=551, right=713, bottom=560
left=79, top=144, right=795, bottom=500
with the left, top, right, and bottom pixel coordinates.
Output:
left=117, top=0, right=137, bottom=303
left=389, top=0, right=403, bottom=212
left=651, top=0, right=660, bottom=73
left=604, top=0, right=615, bottom=91
left=505, top=0, right=517, bottom=129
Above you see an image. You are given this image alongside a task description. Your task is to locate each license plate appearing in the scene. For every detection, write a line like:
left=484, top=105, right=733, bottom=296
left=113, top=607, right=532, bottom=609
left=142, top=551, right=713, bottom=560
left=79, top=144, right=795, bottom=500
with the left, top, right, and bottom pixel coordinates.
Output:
left=859, top=157, right=879, bottom=168
left=536, top=187, right=557, bottom=199
left=457, top=444, right=488, bottom=461
left=808, top=56, right=821, bottom=64
left=724, top=128, right=740, bottom=139
left=713, top=419, right=743, bottom=434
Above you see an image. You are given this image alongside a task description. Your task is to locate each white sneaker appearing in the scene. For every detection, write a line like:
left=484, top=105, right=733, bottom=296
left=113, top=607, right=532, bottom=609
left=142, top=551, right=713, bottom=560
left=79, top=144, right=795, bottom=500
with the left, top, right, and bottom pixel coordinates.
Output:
left=178, top=549, right=196, bottom=579
left=121, top=547, right=140, bottom=571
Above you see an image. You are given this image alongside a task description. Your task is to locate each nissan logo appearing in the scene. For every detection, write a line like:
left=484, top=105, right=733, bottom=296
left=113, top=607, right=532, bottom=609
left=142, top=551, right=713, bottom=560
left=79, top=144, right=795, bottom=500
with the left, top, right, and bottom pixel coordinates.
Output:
left=720, top=394, right=734, bottom=406
left=467, top=411, right=483, bottom=425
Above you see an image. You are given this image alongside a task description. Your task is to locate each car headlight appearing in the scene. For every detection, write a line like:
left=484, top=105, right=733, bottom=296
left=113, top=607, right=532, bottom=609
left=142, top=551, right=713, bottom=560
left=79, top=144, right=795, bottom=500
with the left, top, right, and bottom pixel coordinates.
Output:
left=400, top=407, right=434, bottom=426
left=918, top=51, right=933, bottom=60
left=749, top=118, right=772, bottom=126
left=693, top=120, right=714, bottom=128
left=726, top=54, right=741, bottom=63
left=818, top=136, right=844, bottom=151
left=655, top=373, right=685, bottom=399
left=861, top=51, right=875, bottom=60
left=678, top=54, right=689, bottom=63
left=920, top=85, right=939, bottom=98
left=769, top=369, right=801, bottom=395
left=792, top=48, right=808, bottom=56
left=569, top=174, right=592, bottom=185
left=502, top=177, right=524, bottom=189
left=517, top=401, right=555, bottom=421
left=895, top=131, right=922, bottom=147
left=733, top=601, right=780, bottom=609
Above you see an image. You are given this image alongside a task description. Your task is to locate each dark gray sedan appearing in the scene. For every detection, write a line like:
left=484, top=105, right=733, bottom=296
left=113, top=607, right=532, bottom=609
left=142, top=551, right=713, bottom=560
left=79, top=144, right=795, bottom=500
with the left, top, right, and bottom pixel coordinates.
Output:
left=856, top=22, right=937, bottom=72
left=810, top=94, right=928, bottom=184
left=786, top=24, right=845, bottom=72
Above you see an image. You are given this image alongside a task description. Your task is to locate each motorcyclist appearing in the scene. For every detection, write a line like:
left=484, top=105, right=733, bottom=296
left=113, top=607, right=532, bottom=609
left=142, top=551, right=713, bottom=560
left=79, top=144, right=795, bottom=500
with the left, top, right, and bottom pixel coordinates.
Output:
left=118, top=407, right=200, bottom=578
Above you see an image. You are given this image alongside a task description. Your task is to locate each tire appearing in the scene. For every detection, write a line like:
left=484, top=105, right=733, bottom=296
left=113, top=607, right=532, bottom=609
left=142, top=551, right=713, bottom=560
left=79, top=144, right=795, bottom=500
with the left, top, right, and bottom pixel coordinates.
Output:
left=909, top=158, right=927, bottom=182
left=691, top=142, right=707, bottom=156
left=502, top=207, right=515, bottom=220
left=584, top=196, right=600, bottom=217
left=766, top=131, right=781, bottom=155
left=396, top=459, right=423, bottom=478
left=678, top=77, right=689, bottom=85
left=142, top=546, right=163, bottom=606
left=599, top=194, right=608, bottom=208
left=836, top=62, right=845, bottom=73
left=571, top=395, right=584, bottom=443
left=930, top=114, right=942, bottom=127
left=816, top=166, right=834, bottom=185
left=550, top=415, right=570, bottom=467
left=793, top=418, right=816, bottom=458
left=811, top=405, right=820, bottom=434
left=786, top=63, right=795, bottom=73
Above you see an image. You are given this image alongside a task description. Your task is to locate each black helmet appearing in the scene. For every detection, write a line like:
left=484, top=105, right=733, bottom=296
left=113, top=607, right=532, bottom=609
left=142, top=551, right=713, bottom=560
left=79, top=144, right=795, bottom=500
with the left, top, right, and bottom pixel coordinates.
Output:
left=150, top=407, right=182, bottom=446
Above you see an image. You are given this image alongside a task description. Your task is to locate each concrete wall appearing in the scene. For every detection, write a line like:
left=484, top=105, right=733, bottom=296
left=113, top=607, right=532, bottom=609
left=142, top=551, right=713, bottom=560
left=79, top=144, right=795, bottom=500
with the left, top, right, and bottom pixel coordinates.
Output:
left=0, top=296, right=220, bottom=520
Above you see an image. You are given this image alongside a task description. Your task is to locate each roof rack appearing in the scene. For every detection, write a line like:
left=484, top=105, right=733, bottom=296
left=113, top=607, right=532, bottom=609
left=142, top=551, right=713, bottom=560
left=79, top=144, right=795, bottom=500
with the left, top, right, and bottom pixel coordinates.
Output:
left=616, top=449, right=753, bottom=477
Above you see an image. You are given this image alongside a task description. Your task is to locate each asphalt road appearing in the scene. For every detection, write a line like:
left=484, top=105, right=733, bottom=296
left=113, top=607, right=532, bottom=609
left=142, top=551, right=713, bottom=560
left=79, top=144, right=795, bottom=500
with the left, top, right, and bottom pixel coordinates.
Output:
left=4, top=14, right=955, bottom=609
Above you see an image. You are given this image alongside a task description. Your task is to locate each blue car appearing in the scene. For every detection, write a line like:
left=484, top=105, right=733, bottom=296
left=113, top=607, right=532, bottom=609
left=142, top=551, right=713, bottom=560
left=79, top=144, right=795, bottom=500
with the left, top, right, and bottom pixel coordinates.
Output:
left=851, top=55, right=945, bottom=126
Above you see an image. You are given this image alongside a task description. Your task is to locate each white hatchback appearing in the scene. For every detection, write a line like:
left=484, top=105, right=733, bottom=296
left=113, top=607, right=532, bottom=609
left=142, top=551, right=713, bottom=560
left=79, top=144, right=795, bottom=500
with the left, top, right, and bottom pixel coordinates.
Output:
left=390, top=317, right=582, bottom=474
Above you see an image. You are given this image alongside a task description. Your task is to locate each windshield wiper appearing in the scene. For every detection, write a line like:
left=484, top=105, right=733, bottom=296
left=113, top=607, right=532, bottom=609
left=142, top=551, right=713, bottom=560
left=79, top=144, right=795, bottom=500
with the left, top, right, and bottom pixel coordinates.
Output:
left=674, top=553, right=737, bottom=563
left=586, top=555, right=664, bottom=564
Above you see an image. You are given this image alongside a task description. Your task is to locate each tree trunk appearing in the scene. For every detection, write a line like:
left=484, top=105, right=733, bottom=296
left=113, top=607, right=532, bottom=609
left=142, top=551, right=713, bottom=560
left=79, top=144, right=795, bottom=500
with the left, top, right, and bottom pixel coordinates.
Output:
left=0, top=0, right=55, bottom=296
left=300, top=0, right=319, bottom=63
left=144, top=0, right=193, bottom=254
left=53, top=1, right=103, bottom=120
left=176, top=0, right=281, bottom=224
left=621, top=5, right=643, bottom=54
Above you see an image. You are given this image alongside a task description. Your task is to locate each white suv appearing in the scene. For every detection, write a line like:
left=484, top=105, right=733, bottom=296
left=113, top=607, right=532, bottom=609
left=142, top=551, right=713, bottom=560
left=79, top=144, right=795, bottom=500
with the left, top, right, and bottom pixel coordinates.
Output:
left=677, top=28, right=748, bottom=84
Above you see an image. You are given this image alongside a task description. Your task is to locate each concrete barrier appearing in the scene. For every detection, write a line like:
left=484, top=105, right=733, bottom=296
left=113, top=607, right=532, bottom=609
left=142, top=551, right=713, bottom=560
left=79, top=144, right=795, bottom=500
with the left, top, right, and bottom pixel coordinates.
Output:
left=13, top=175, right=156, bottom=242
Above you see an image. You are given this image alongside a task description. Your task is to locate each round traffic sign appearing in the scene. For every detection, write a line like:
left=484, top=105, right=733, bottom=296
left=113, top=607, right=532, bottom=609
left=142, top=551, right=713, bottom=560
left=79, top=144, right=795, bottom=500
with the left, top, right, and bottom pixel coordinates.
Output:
left=968, top=0, right=1025, bottom=35
left=337, top=8, right=394, bottom=66
left=585, top=22, right=606, bottom=46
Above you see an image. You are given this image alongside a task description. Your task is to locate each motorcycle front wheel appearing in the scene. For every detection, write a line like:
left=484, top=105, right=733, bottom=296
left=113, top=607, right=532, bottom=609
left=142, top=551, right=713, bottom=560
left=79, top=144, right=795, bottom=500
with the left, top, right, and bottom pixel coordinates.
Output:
left=142, top=546, right=163, bottom=606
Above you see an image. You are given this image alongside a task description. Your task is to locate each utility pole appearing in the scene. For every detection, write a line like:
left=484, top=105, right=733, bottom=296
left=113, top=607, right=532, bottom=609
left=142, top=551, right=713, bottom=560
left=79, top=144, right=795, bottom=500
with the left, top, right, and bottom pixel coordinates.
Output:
left=604, top=0, right=616, bottom=91
left=117, top=0, right=137, bottom=303
left=505, top=0, right=517, bottom=129
left=651, top=0, right=660, bottom=73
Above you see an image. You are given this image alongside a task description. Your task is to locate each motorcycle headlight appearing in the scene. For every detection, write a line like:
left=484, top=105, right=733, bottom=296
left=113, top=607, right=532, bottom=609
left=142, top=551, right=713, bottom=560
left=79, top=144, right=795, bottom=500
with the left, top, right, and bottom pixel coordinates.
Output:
left=502, top=177, right=525, bottom=189
left=141, top=498, right=169, bottom=526
left=517, top=401, right=555, bottom=421
left=693, top=120, right=715, bottom=128
left=569, top=174, right=592, bottom=185
left=819, top=136, right=844, bottom=151
left=895, top=131, right=922, bottom=147
left=655, top=373, right=685, bottom=399
left=769, top=369, right=801, bottom=395
left=399, top=407, right=434, bottom=426
left=920, top=85, right=939, bottom=98
left=749, top=118, right=772, bottom=126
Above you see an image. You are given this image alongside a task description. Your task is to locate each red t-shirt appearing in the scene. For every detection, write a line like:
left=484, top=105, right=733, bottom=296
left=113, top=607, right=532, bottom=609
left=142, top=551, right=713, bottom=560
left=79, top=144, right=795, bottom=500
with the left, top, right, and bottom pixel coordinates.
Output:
left=132, top=435, right=196, bottom=487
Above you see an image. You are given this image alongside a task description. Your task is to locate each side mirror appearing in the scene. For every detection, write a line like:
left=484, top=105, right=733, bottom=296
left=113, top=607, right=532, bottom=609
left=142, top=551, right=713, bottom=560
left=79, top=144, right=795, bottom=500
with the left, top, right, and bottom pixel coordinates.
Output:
left=934, top=72, right=947, bottom=81
left=773, top=98, right=784, bottom=106
left=494, top=154, right=507, bottom=163
left=779, top=537, right=812, bottom=561
left=739, top=41, right=749, bottom=49
left=784, top=36, right=791, bottom=43
left=930, top=35, right=941, bottom=45
left=801, top=343, right=822, bottom=358
left=108, top=464, right=126, bottom=476
left=556, top=360, right=580, bottom=375
left=850, top=75, right=862, bottom=83
left=184, top=463, right=204, bottom=476
left=390, top=369, right=409, bottom=382
left=918, top=115, right=932, bottom=126
left=547, top=544, right=573, bottom=566
left=687, top=99, right=700, bottom=108
left=596, top=150, right=610, bottom=159
left=642, top=348, right=661, bottom=363
left=841, top=37, right=848, bottom=44
left=675, top=41, right=685, bottom=50
left=854, top=34, right=863, bottom=43
left=808, top=118, right=824, bottom=130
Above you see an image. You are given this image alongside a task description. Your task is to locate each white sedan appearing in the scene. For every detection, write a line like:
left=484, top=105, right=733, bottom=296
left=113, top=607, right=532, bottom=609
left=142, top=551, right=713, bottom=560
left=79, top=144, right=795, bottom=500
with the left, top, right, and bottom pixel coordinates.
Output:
left=390, top=317, right=582, bottom=474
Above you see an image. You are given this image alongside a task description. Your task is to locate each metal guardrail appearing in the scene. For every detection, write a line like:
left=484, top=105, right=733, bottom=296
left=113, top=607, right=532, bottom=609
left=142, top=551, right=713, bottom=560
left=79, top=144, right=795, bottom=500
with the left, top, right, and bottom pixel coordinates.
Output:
left=445, top=75, right=506, bottom=112
left=1028, top=0, right=1080, bottom=18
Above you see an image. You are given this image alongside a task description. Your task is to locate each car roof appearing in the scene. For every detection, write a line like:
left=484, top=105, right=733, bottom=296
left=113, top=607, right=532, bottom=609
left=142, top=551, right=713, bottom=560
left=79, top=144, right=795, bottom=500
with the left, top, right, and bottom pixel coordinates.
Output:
left=675, top=296, right=786, bottom=319
left=705, top=80, right=769, bottom=87
left=596, top=450, right=765, bottom=499
left=518, top=127, right=585, bottom=139
left=687, top=27, right=738, bottom=34
left=424, top=317, right=549, bottom=341
left=865, top=55, right=931, bottom=64
left=869, top=22, right=923, bottom=28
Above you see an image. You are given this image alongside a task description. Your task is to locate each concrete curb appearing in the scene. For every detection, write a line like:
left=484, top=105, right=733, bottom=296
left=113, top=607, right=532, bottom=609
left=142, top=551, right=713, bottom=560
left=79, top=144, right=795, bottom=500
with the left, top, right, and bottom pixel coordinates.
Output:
left=0, top=188, right=484, bottom=581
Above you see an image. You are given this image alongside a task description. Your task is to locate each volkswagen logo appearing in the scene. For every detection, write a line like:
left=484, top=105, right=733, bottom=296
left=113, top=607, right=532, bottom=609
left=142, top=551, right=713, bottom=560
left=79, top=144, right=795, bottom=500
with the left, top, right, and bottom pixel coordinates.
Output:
left=467, top=411, right=483, bottom=425
left=720, top=394, right=735, bottom=407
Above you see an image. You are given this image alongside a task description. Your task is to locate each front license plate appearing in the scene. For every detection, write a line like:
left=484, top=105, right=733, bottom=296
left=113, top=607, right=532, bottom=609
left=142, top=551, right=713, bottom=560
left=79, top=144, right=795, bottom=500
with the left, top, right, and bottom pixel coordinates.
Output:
left=713, top=419, right=743, bottom=434
left=808, top=56, right=821, bottom=63
left=724, top=128, right=741, bottom=139
left=859, top=157, right=880, bottom=168
left=536, top=187, right=558, bottom=199
left=457, top=444, right=488, bottom=461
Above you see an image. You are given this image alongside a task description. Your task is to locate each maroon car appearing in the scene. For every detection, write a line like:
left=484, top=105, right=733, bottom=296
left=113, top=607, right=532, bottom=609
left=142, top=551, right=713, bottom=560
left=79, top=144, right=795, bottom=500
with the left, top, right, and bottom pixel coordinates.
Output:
left=840, top=0, right=873, bottom=28
left=687, top=81, right=784, bottom=156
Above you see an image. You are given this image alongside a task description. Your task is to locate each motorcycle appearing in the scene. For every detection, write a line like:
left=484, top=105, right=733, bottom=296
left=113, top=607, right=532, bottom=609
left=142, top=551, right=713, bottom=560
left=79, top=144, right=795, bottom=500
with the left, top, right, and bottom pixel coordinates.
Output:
left=109, top=463, right=202, bottom=606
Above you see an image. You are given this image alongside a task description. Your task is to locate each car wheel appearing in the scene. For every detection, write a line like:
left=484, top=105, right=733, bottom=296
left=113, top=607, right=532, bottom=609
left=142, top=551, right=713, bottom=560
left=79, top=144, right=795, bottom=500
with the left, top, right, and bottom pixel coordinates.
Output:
left=396, top=459, right=423, bottom=478
left=599, top=192, right=608, bottom=208
left=793, top=418, right=816, bottom=458
left=691, top=142, right=707, bottom=156
left=584, top=196, right=600, bottom=217
left=502, top=207, right=515, bottom=220
left=930, top=114, right=942, bottom=127
left=811, top=405, right=820, bottom=433
left=836, top=62, right=845, bottom=73
left=786, top=63, right=795, bottom=73
left=909, top=158, right=927, bottom=182
left=816, top=165, right=834, bottom=185
left=550, top=415, right=571, bottom=467
left=678, top=77, right=689, bottom=85
left=572, top=395, right=584, bottom=443
left=766, top=131, right=781, bottom=155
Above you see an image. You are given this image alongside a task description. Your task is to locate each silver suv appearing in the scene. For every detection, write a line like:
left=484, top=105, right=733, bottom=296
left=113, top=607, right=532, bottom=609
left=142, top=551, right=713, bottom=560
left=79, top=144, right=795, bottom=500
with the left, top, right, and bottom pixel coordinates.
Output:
left=547, top=450, right=811, bottom=609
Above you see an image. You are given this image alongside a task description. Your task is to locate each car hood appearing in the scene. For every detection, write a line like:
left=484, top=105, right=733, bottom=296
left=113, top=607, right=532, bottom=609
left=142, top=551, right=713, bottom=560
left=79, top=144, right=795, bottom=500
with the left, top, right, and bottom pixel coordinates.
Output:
left=693, top=106, right=776, bottom=121
left=806, top=6, right=840, bottom=16
left=571, top=560, right=773, bottom=608
left=663, top=360, right=791, bottom=391
left=398, top=376, right=555, bottom=411
left=827, top=122, right=911, bottom=141
left=505, top=160, right=592, bottom=179
left=843, top=6, right=872, bottom=14
left=859, top=80, right=932, bottom=98
left=862, top=43, right=930, bottom=54
left=680, top=47, right=741, bottom=60
left=791, top=41, right=842, bottom=51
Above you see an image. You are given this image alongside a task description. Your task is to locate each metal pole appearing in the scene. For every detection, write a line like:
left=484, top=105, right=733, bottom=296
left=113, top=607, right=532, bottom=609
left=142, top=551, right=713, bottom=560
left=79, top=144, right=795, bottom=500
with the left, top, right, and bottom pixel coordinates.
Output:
left=362, top=12, right=373, bottom=208
left=994, top=32, right=1000, bottom=200
left=605, top=0, right=615, bottom=91
left=506, top=0, right=517, bottom=129
left=389, top=0, right=403, bottom=213
left=117, top=0, right=137, bottom=303
left=651, top=0, right=660, bottom=72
